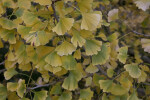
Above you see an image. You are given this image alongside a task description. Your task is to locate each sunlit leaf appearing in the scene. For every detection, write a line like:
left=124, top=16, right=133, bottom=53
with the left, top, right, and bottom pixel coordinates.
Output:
left=79, top=88, right=93, bottom=100
left=52, top=17, right=74, bottom=35
left=117, top=46, right=128, bottom=64
left=33, top=0, right=52, bottom=5
left=141, top=38, right=150, bottom=53
left=7, top=82, right=18, bottom=92
left=55, top=41, right=76, bottom=56
left=85, top=64, right=99, bottom=73
left=33, top=90, right=48, bottom=100
left=17, top=0, right=31, bottom=9
left=99, top=80, right=113, bottom=92
left=134, top=0, right=150, bottom=11
left=4, top=68, right=18, bottom=80
left=108, top=9, right=119, bottom=22
left=77, top=0, right=93, bottom=12
left=17, top=79, right=26, bottom=98
left=0, top=18, right=17, bottom=30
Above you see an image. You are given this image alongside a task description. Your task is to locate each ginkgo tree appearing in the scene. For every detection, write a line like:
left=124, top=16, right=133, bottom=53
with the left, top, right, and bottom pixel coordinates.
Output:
left=0, top=0, right=150, bottom=100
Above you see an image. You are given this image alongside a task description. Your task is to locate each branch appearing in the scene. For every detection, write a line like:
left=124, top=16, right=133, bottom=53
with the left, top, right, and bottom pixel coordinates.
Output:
left=0, top=61, right=5, bottom=65
left=132, top=30, right=150, bottom=38
left=96, top=65, right=108, bottom=76
left=51, top=1, right=59, bottom=23
left=0, top=69, right=6, bottom=74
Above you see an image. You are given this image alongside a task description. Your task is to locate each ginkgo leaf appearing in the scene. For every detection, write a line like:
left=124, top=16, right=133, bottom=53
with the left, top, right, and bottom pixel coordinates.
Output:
left=73, top=49, right=81, bottom=59
left=92, top=43, right=110, bottom=65
left=134, top=0, right=150, bottom=11
left=61, top=55, right=77, bottom=70
left=71, top=29, right=86, bottom=47
left=85, top=77, right=92, bottom=86
left=127, top=91, right=139, bottom=100
left=58, top=91, right=72, bottom=100
left=45, top=51, right=62, bottom=67
left=117, top=46, right=128, bottom=64
left=79, top=88, right=93, bottom=100
left=0, top=84, right=7, bottom=100
left=93, top=73, right=104, bottom=86
left=17, top=79, right=26, bottom=98
left=108, top=9, right=119, bottom=22
left=44, top=64, right=62, bottom=74
left=17, top=0, right=31, bottom=9
left=0, top=18, right=17, bottom=30
left=99, top=80, right=113, bottom=92
left=17, top=25, right=32, bottom=39
left=21, top=98, right=30, bottom=100
left=0, top=28, right=16, bottom=44
left=33, top=90, right=48, bottom=100
left=33, top=0, right=52, bottom=5
left=2, top=0, right=15, bottom=8
left=102, top=93, right=109, bottom=100
left=107, top=68, right=114, bottom=78
left=138, top=71, right=147, bottom=83
left=77, top=0, right=93, bottom=12
left=4, top=68, right=18, bottom=80
left=124, top=63, right=141, bottom=78
left=110, top=84, right=127, bottom=96
left=21, top=11, right=39, bottom=26
left=50, top=82, right=62, bottom=95
left=7, top=82, right=18, bottom=92
left=84, top=39, right=102, bottom=56
left=55, top=41, right=76, bottom=56
left=25, top=31, right=50, bottom=46
left=85, top=64, right=99, bottom=73
left=52, top=17, right=74, bottom=35
left=81, top=12, right=101, bottom=31
left=62, top=70, right=82, bottom=90
left=141, top=38, right=150, bottom=53
left=0, top=39, right=3, bottom=48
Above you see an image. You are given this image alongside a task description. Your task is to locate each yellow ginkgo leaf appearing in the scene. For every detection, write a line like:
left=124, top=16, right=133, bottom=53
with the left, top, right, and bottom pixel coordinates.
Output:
left=45, top=51, right=62, bottom=67
left=85, top=64, right=99, bottom=73
left=79, top=88, right=93, bottom=100
left=117, top=46, right=128, bottom=64
left=33, top=90, right=48, bottom=100
left=81, top=12, right=101, bottom=31
left=61, top=55, right=77, bottom=70
left=124, top=63, right=141, bottom=78
left=33, top=0, right=51, bottom=5
left=84, top=39, right=102, bottom=56
left=55, top=41, right=76, bottom=56
left=17, top=79, right=26, bottom=98
left=138, top=71, right=147, bottom=83
left=0, top=18, right=17, bottom=30
left=58, top=91, right=72, bottom=100
left=25, top=31, right=50, bottom=46
left=134, top=0, right=150, bottom=11
left=73, top=49, right=81, bottom=59
left=141, top=38, right=150, bottom=53
left=77, top=0, right=93, bottom=12
left=108, top=9, right=119, bottom=22
left=44, top=64, right=62, bottom=74
left=71, top=29, right=86, bottom=47
left=7, top=82, right=18, bottom=92
left=99, top=80, right=113, bottom=92
left=52, top=17, right=74, bottom=35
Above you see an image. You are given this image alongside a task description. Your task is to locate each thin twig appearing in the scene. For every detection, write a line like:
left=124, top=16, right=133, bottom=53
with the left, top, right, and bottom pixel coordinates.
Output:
left=0, top=61, right=5, bottom=65
left=0, top=69, right=6, bottom=74
left=132, top=30, right=150, bottom=38
left=51, top=1, right=59, bottom=22
left=142, top=82, right=150, bottom=86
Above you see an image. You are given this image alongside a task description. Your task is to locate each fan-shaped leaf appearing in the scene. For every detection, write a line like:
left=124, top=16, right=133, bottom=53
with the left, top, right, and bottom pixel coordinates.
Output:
left=108, top=9, right=119, bottom=22
left=0, top=18, right=17, bottom=30
left=124, top=63, right=141, bottom=78
left=134, top=0, right=150, bottom=11
left=59, top=91, right=72, bottom=100
left=117, top=46, right=128, bottom=64
left=7, top=82, right=18, bottom=92
left=33, top=90, right=48, bottom=100
left=99, top=80, right=113, bottom=92
left=55, top=41, right=76, bottom=56
left=79, top=88, right=93, bottom=100
left=77, top=0, right=93, bottom=12
left=0, top=84, right=7, bottom=100
left=127, top=92, right=139, bottom=100
left=17, top=79, right=26, bottom=98
left=141, top=38, right=150, bottom=53
left=4, top=68, right=18, bottom=80
left=85, top=64, right=99, bottom=73
left=52, top=18, right=74, bottom=35
left=33, top=0, right=52, bottom=5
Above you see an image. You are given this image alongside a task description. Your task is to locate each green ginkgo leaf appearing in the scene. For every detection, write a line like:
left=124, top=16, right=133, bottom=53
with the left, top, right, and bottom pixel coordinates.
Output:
left=4, top=68, right=18, bottom=80
left=84, top=39, right=102, bottom=56
left=73, top=49, right=81, bottom=59
left=55, top=41, right=76, bottom=56
left=61, top=55, right=77, bottom=70
left=71, top=29, right=86, bottom=47
left=124, top=63, right=141, bottom=78
left=58, top=91, right=72, bottom=100
left=127, top=91, right=139, bottom=100
left=7, top=82, right=18, bottom=92
left=0, top=18, right=17, bottom=30
left=33, top=0, right=52, bottom=5
left=50, top=82, right=62, bottom=95
left=81, top=12, right=101, bottom=31
left=0, top=84, right=7, bottom=100
left=138, top=71, right=147, bottom=83
left=134, top=0, right=150, bottom=11
left=85, top=64, right=99, bottom=73
left=17, top=0, right=31, bottom=9
left=25, top=31, right=50, bottom=46
left=110, top=84, right=127, bottom=96
left=62, top=70, right=82, bottom=90
left=117, top=46, right=128, bottom=64
left=45, top=51, right=62, bottom=67
left=17, top=25, right=32, bottom=39
left=33, top=90, right=48, bottom=100
left=92, top=43, right=110, bottom=65
left=79, top=88, right=93, bottom=100
left=52, top=17, right=74, bottom=35
left=108, top=9, right=119, bottom=22
left=99, top=80, right=113, bottom=92
left=17, top=79, right=26, bottom=98
left=107, top=68, right=114, bottom=78
left=20, top=98, right=30, bottom=100
left=102, top=93, right=109, bottom=100
left=21, top=11, right=39, bottom=26
left=0, top=28, right=16, bottom=44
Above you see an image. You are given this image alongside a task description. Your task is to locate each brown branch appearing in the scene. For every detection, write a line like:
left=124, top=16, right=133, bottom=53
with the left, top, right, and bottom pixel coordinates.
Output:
left=132, top=30, right=150, bottom=38
left=51, top=1, right=59, bottom=23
